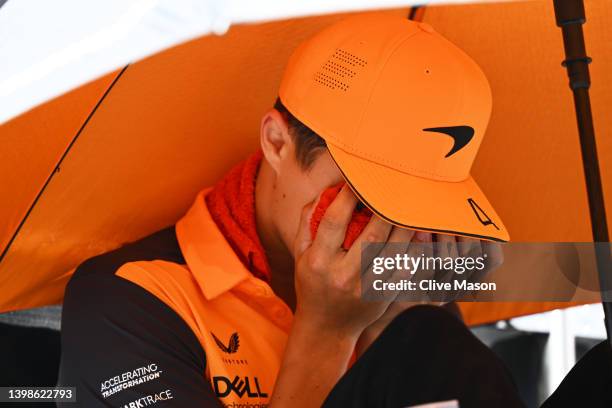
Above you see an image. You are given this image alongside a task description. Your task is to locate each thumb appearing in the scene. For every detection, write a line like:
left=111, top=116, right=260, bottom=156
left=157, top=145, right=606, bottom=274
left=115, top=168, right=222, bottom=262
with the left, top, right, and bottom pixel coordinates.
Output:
left=294, top=198, right=318, bottom=257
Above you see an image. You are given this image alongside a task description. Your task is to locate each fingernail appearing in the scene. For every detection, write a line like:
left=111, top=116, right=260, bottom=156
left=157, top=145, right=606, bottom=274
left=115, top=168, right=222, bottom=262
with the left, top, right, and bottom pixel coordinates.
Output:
left=415, top=231, right=432, bottom=242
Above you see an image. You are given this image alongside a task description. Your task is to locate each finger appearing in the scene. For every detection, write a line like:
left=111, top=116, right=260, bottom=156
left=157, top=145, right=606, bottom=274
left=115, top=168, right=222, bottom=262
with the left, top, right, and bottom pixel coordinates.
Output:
left=410, top=231, right=432, bottom=277
left=349, top=222, right=395, bottom=303
left=431, top=234, right=458, bottom=303
left=362, top=227, right=415, bottom=300
left=483, top=241, right=504, bottom=271
left=458, top=236, right=479, bottom=257
left=432, top=234, right=460, bottom=302
left=312, top=184, right=358, bottom=252
left=409, top=232, right=435, bottom=302
left=414, top=231, right=432, bottom=243
left=386, top=227, right=417, bottom=281
left=389, top=227, right=416, bottom=244
left=294, top=199, right=318, bottom=256
left=374, top=227, right=415, bottom=269
left=463, top=240, right=490, bottom=300
left=412, top=230, right=432, bottom=244
left=435, top=233, right=459, bottom=275
left=345, top=215, right=393, bottom=266
left=366, top=264, right=412, bottom=304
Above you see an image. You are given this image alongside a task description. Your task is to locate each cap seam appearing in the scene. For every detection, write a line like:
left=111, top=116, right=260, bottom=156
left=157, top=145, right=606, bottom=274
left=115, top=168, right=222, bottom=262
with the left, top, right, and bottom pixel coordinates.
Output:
left=353, top=29, right=422, bottom=150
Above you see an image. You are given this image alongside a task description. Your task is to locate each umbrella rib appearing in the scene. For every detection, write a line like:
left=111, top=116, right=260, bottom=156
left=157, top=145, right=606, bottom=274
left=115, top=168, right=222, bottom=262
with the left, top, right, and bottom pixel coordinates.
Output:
left=407, top=4, right=425, bottom=22
left=0, top=64, right=130, bottom=264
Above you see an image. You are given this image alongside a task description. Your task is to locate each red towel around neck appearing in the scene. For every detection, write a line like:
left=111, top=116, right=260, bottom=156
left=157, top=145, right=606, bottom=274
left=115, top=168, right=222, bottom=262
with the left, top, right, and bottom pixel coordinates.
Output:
left=310, top=183, right=372, bottom=250
left=205, top=151, right=272, bottom=282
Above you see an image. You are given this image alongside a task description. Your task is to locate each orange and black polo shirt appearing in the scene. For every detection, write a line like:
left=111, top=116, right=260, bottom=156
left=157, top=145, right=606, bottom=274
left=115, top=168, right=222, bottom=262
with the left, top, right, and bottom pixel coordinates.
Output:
left=58, top=190, right=293, bottom=407
left=56, top=188, right=530, bottom=408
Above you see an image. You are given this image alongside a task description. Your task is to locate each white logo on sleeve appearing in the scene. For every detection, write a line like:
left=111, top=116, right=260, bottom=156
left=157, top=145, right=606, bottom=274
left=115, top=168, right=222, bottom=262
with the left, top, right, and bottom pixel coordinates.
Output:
left=122, top=389, right=174, bottom=408
left=100, top=363, right=163, bottom=398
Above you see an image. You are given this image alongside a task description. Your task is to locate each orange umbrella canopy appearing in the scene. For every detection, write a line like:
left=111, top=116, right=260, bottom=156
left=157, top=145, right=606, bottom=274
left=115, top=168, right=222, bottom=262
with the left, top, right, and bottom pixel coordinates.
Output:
left=0, top=2, right=610, bottom=326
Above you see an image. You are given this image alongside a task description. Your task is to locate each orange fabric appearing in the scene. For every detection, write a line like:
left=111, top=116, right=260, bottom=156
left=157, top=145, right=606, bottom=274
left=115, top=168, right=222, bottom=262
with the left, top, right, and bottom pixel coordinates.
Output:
left=0, top=71, right=119, bottom=259
left=280, top=14, right=509, bottom=242
left=116, top=191, right=292, bottom=405
left=205, top=151, right=271, bottom=282
left=310, top=183, right=372, bottom=249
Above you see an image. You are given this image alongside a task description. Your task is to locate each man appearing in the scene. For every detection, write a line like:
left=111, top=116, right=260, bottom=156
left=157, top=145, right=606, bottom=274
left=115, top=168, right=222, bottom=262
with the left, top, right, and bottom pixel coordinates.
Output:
left=59, top=14, right=521, bottom=407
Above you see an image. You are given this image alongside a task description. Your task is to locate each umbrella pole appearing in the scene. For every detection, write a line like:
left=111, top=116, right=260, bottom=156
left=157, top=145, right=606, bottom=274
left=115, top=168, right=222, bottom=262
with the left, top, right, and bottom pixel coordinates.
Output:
left=553, top=0, right=612, bottom=349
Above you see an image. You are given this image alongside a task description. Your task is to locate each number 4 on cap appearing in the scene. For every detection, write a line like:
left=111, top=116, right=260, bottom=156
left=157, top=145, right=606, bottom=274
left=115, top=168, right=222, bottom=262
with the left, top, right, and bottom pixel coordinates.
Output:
left=467, top=198, right=499, bottom=230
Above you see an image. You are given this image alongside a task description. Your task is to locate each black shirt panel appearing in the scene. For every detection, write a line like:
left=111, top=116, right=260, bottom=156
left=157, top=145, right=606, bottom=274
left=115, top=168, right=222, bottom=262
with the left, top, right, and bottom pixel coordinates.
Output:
left=58, top=227, right=222, bottom=407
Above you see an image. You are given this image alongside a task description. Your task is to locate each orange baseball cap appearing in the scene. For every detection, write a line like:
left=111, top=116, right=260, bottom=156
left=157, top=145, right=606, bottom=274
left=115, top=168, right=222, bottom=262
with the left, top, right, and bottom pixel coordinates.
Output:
left=279, top=14, right=509, bottom=242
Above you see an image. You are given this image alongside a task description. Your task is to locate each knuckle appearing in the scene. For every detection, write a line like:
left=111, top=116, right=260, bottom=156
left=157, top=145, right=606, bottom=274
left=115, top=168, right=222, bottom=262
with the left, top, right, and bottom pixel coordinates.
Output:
left=307, top=252, right=329, bottom=272
left=332, top=275, right=354, bottom=295
left=320, top=214, right=342, bottom=231
left=364, top=231, right=385, bottom=243
left=397, top=229, right=414, bottom=242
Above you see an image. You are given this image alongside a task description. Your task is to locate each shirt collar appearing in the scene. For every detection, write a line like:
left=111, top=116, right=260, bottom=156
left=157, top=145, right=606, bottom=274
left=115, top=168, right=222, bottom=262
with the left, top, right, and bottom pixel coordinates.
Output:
left=176, top=189, right=251, bottom=300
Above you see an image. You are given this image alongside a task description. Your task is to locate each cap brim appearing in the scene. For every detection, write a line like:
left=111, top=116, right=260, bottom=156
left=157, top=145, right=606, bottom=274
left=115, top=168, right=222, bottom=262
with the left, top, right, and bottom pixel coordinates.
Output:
left=327, top=144, right=510, bottom=242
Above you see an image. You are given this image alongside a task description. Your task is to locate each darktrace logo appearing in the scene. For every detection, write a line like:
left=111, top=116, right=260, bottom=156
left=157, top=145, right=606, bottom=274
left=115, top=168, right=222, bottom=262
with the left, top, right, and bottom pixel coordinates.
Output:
left=211, top=331, right=240, bottom=354
left=213, top=376, right=269, bottom=398
left=467, top=198, right=499, bottom=230
left=423, top=126, right=474, bottom=157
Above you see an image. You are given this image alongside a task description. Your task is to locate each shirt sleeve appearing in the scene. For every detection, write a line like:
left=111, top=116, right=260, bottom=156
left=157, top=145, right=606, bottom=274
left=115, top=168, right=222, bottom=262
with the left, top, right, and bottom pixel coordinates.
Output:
left=58, top=266, right=222, bottom=408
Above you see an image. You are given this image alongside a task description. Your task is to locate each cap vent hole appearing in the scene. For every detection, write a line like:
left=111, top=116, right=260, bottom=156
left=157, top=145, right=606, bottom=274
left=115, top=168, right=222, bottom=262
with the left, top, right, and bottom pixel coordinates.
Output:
left=313, top=48, right=367, bottom=92
left=314, top=72, right=349, bottom=91
left=333, top=48, right=367, bottom=67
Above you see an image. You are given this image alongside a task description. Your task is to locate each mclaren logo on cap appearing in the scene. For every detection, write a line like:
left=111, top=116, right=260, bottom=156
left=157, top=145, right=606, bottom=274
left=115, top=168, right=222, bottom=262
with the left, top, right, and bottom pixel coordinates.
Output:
left=423, top=126, right=474, bottom=158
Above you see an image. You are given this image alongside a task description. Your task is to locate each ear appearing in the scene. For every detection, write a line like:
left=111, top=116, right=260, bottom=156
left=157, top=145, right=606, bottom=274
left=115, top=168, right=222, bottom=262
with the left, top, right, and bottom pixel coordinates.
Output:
left=260, top=108, right=292, bottom=175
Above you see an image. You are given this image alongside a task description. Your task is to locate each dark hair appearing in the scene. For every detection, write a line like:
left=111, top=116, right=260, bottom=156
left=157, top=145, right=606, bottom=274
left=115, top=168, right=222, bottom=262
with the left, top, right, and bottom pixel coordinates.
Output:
left=274, top=98, right=327, bottom=169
